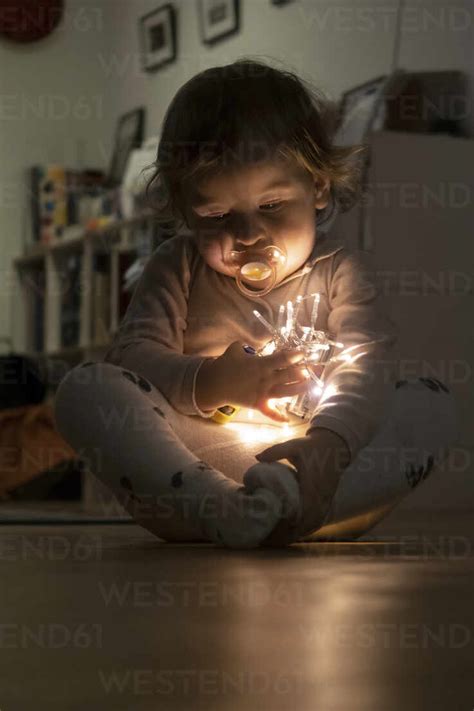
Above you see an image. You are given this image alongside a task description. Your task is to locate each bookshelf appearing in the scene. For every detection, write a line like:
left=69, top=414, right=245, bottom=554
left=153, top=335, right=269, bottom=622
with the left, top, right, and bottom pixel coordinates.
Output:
left=13, top=211, right=159, bottom=368
left=10, top=210, right=166, bottom=515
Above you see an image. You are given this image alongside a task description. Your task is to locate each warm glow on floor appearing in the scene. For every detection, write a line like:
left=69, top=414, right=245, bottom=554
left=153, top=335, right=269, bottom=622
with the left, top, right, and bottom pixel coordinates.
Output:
left=224, top=421, right=294, bottom=444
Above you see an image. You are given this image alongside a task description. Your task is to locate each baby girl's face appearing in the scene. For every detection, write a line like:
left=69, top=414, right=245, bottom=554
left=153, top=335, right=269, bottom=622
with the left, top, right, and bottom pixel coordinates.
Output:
left=184, top=157, right=330, bottom=288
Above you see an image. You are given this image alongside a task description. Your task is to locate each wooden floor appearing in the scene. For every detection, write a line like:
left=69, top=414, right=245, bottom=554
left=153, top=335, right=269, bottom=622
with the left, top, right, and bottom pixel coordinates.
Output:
left=0, top=507, right=473, bottom=710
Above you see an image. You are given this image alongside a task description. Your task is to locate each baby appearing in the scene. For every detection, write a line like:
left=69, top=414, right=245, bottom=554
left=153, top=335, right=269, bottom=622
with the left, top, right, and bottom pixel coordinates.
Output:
left=56, top=58, right=453, bottom=548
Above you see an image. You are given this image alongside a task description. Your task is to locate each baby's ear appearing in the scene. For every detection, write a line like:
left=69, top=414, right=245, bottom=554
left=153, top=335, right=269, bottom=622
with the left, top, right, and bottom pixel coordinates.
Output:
left=314, top=176, right=331, bottom=210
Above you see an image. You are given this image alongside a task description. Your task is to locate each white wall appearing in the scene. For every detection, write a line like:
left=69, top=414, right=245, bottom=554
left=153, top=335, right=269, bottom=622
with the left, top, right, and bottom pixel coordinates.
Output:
left=1, top=0, right=472, bottom=343
left=101, top=0, right=473, bottom=141
left=97, top=0, right=400, bottom=141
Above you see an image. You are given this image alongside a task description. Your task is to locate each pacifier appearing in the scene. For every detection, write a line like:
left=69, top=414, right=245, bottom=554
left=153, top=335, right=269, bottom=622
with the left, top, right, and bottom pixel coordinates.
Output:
left=225, top=245, right=287, bottom=297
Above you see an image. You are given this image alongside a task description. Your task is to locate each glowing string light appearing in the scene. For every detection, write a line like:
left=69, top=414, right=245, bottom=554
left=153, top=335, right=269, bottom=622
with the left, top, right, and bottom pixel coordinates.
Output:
left=251, top=293, right=367, bottom=423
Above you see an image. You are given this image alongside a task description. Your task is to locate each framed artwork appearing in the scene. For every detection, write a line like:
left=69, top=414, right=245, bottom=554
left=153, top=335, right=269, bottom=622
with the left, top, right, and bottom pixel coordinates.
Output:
left=107, top=108, right=146, bottom=188
left=139, top=4, right=177, bottom=73
left=271, top=0, right=295, bottom=5
left=198, top=0, right=240, bottom=46
left=335, top=75, right=390, bottom=146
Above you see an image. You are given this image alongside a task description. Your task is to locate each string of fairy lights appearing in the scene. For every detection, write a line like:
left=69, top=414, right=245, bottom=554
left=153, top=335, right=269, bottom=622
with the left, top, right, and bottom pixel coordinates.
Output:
left=251, top=292, right=366, bottom=421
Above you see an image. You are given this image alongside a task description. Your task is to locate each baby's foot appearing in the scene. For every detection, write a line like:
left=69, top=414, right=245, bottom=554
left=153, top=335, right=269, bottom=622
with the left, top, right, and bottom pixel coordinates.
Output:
left=243, top=461, right=303, bottom=546
left=174, top=461, right=286, bottom=549
left=243, top=461, right=302, bottom=521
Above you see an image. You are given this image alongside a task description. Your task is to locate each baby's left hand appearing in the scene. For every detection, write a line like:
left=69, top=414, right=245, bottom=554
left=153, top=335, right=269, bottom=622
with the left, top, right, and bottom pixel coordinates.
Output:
left=255, top=428, right=351, bottom=546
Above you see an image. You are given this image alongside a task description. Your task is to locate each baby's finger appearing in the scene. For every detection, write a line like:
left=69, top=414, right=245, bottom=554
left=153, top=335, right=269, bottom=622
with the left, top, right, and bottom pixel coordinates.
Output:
left=265, top=349, right=305, bottom=369
left=259, top=400, right=289, bottom=422
left=269, top=380, right=309, bottom=399
left=256, top=444, right=296, bottom=464
left=272, top=364, right=310, bottom=386
left=307, top=363, right=325, bottom=378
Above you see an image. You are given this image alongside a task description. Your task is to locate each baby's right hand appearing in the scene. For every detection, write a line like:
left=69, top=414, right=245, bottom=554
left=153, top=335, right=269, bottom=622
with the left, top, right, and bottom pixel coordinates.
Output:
left=214, top=341, right=309, bottom=422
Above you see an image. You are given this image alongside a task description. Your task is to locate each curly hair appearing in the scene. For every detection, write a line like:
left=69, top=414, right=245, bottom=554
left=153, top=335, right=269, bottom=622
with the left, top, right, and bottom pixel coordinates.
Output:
left=144, top=57, right=365, bottom=233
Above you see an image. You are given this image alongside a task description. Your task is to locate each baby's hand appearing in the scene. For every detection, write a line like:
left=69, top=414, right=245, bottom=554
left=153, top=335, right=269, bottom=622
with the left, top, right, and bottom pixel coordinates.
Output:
left=195, top=340, right=309, bottom=422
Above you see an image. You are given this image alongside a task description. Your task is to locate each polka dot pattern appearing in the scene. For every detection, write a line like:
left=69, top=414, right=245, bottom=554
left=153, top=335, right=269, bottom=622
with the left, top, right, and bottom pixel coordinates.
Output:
left=120, top=369, right=153, bottom=393
left=171, top=471, right=183, bottom=488
left=405, top=455, right=435, bottom=488
left=119, top=476, right=140, bottom=503
left=121, top=370, right=138, bottom=385
left=137, top=377, right=152, bottom=392
left=418, top=377, right=449, bottom=394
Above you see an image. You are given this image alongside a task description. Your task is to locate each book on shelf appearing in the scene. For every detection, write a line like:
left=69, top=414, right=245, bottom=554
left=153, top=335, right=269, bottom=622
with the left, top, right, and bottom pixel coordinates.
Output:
left=30, top=165, right=68, bottom=246
left=29, top=165, right=110, bottom=247
left=118, top=252, right=137, bottom=322
left=59, top=254, right=82, bottom=349
left=91, top=254, right=111, bottom=345
left=91, top=251, right=149, bottom=345
left=30, top=269, right=45, bottom=353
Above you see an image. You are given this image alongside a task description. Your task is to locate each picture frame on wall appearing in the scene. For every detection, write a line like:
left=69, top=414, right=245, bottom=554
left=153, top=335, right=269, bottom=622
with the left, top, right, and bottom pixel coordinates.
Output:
left=139, top=4, right=177, bottom=73
left=107, top=108, right=146, bottom=188
left=335, top=75, right=390, bottom=146
left=271, top=0, right=295, bottom=5
left=198, top=0, right=240, bottom=46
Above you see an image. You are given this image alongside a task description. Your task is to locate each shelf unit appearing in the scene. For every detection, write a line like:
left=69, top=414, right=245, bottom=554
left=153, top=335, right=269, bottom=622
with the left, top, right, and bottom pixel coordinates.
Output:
left=13, top=211, right=158, bottom=368
left=10, top=210, right=167, bottom=513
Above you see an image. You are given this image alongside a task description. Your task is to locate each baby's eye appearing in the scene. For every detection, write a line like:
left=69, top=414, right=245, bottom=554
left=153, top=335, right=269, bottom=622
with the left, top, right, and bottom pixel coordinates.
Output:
left=206, top=200, right=283, bottom=222
left=260, top=201, right=283, bottom=211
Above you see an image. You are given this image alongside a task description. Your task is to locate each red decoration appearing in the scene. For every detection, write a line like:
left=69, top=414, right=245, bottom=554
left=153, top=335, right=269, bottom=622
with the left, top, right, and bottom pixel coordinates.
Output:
left=0, top=0, right=64, bottom=43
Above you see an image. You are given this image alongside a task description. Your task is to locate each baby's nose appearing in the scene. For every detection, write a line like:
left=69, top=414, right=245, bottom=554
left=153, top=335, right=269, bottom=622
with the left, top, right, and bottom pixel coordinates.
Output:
left=235, top=234, right=267, bottom=249
left=233, top=216, right=268, bottom=248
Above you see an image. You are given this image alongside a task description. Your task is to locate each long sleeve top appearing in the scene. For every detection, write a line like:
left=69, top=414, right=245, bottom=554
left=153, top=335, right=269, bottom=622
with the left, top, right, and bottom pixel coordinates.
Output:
left=103, top=224, right=398, bottom=465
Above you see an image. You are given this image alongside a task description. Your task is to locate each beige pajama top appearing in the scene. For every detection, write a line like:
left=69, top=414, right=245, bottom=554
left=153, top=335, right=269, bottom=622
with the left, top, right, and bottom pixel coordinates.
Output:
left=103, top=224, right=397, bottom=465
